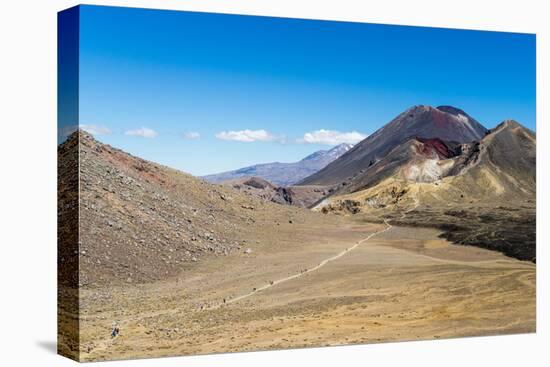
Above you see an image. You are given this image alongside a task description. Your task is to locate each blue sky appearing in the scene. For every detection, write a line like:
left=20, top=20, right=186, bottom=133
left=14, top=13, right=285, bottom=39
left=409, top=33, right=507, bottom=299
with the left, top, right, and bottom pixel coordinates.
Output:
left=73, top=5, right=536, bottom=176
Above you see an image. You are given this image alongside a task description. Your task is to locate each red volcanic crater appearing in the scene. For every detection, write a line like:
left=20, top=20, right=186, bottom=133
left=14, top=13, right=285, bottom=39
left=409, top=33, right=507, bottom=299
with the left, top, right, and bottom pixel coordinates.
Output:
left=416, top=137, right=456, bottom=159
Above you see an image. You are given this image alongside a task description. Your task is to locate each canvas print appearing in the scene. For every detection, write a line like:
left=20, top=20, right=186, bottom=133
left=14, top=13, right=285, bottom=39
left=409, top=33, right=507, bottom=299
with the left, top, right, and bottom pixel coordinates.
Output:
left=58, top=5, right=536, bottom=362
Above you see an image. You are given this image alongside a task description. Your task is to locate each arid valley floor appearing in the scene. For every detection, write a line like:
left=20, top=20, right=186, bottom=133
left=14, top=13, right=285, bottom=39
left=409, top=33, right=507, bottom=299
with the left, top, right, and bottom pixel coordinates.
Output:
left=75, top=219, right=535, bottom=361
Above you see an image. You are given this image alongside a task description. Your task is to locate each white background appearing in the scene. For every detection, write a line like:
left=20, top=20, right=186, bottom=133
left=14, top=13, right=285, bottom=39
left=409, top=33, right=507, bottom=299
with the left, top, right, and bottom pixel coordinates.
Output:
left=0, top=0, right=547, bottom=365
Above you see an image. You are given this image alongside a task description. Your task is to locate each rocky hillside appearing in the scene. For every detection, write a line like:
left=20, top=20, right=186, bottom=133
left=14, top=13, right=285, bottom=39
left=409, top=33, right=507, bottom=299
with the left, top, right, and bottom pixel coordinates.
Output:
left=72, top=131, right=334, bottom=287
left=203, top=143, right=352, bottom=186
left=58, top=132, right=79, bottom=288
left=300, top=105, right=487, bottom=186
left=223, top=176, right=330, bottom=208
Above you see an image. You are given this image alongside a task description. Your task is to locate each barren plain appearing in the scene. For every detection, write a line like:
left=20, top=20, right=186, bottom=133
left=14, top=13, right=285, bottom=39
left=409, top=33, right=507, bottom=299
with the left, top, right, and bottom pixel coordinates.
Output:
left=77, top=222, right=535, bottom=361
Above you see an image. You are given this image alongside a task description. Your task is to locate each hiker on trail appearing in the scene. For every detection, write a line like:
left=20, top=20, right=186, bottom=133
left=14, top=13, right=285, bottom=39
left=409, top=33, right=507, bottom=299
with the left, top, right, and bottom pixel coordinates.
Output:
left=111, top=326, right=120, bottom=338
left=223, top=298, right=226, bottom=304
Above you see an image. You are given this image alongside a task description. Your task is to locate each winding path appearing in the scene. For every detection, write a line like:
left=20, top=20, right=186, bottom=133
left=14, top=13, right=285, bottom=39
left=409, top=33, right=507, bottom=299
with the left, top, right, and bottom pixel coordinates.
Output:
left=207, top=221, right=395, bottom=310
left=205, top=187, right=424, bottom=310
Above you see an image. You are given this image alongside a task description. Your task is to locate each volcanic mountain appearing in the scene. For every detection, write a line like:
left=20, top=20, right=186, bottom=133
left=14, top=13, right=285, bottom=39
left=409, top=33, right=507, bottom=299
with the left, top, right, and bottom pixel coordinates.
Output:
left=203, top=143, right=353, bottom=186
left=316, top=120, right=536, bottom=261
left=299, top=105, right=487, bottom=186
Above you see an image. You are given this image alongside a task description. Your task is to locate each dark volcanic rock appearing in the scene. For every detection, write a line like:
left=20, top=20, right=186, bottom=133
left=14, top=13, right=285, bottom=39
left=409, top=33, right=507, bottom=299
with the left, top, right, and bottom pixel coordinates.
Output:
left=223, top=176, right=330, bottom=209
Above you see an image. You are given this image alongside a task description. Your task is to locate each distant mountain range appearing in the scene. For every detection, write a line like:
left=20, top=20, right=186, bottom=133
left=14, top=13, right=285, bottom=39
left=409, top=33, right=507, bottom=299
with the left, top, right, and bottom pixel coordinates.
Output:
left=202, top=143, right=353, bottom=186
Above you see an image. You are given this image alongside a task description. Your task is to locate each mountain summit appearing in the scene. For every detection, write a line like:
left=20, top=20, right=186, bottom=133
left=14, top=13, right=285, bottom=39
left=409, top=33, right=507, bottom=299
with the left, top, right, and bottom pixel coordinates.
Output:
left=299, top=105, right=488, bottom=186
left=202, top=143, right=353, bottom=186
left=300, top=143, right=353, bottom=163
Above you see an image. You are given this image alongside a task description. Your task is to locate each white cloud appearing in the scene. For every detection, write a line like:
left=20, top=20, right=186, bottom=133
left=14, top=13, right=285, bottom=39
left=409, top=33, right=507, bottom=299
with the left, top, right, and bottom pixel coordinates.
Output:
left=183, top=131, right=201, bottom=140
left=215, top=129, right=280, bottom=142
left=124, top=127, right=158, bottom=138
left=81, top=124, right=112, bottom=136
left=298, top=129, right=367, bottom=145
